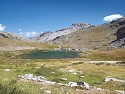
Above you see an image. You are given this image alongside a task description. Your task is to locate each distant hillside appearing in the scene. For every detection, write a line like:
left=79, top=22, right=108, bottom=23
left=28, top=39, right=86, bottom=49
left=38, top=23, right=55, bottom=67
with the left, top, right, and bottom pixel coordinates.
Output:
left=0, top=31, right=24, bottom=40
left=51, top=17, right=125, bottom=50
left=30, top=23, right=93, bottom=42
left=0, top=32, right=56, bottom=51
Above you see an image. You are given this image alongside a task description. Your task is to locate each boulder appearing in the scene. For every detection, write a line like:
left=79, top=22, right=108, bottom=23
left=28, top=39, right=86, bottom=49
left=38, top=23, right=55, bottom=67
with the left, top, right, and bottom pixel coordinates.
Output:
left=31, top=77, right=37, bottom=81
left=67, top=82, right=78, bottom=87
left=37, top=76, right=47, bottom=81
left=24, top=74, right=33, bottom=80
left=77, top=81, right=90, bottom=90
left=27, top=74, right=33, bottom=80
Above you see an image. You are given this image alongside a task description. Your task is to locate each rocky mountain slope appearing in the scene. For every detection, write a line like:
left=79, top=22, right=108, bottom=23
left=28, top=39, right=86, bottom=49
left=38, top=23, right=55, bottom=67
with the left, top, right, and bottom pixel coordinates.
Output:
left=0, top=32, right=56, bottom=51
left=51, top=17, right=125, bottom=49
left=0, top=31, right=25, bottom=41
left=108, top=26, right=125, bottom=48
left=30, top=23, right=93, bottom=42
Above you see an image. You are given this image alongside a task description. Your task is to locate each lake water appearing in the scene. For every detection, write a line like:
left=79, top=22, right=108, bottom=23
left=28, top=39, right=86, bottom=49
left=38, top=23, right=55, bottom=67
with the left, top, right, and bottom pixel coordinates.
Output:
left=21, top=50, right=80, bottom=59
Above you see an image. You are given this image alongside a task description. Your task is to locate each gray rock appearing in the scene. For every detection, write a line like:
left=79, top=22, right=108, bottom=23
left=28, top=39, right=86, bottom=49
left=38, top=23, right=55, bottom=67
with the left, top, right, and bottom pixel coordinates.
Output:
left=31, top=77, right=37, bottom=81
left=104, top=77, right=125, bottom=82
left=108, top=26, right=125, bottom=48
left=37, top=76, right=47, bottom=81
left=67, top=82, right=78, bottom=87
left=61, top=78, right=67, bottom=81
left=115, top=90, right=125, bottom=94
left=43, top=90, right=51, bottom=94
left=77, top=81, right=90, bottom=90
left=108, top=38, right=125, bottom=48
left=25, top=74, right=33, bottom=80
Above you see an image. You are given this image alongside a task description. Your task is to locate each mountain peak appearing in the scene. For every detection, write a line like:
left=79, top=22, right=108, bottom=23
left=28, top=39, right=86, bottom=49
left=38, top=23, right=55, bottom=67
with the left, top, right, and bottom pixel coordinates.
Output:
left=30, top=22, right=93, bottom=42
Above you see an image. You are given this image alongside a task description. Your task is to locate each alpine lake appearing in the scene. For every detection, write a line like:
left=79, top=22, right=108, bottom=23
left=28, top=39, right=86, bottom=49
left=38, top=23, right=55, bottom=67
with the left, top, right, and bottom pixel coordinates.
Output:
left=21, top=50, right=80, bottom=59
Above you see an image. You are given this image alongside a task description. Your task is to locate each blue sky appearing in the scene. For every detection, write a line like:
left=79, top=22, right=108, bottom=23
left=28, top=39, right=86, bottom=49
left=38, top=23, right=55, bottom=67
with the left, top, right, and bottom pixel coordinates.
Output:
left=0, top=0, right=125, bottom=37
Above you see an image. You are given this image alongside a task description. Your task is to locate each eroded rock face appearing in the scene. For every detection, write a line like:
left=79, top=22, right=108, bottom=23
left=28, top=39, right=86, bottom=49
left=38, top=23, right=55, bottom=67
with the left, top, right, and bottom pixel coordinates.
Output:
left=116, top=27, right=125, bottom=40
left=107, top=26, right=125, bottom=48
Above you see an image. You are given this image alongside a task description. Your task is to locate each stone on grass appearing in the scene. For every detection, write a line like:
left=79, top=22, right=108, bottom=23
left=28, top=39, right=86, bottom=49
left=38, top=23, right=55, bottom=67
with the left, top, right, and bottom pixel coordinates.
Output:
left=43, top=90, right=51, bottom=94
left=115, top=90, right=125, bottom=94
left=24, top=74, right=33, bottom=80
left=96, top=88, right=102, bottom=91
left=68, top=82, right=78, bottom=87
left=80, top=76, right=85, bottom=78
left=77, top=81, right=90, bottom=90
left=37, top=76, right=47, bottom=81
left=42, top=81, right=56, bottom=85
left=5, top=69, right=10, bottom=72
left=32, top=77, right=37, bottom=81
left=68, top=70, right=75, bottom=73
left=104, top=77, right=125, bottom=82
left=61, top=78, right=67, bottom=81
left=72, top=72, right=77, bottom=75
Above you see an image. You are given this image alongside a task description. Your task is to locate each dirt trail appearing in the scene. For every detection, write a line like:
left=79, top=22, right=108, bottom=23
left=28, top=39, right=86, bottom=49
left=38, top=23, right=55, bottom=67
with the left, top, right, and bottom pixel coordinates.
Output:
left=84, top=61, right=121, bottom=64
left=69, top=59, right=121, bottom=64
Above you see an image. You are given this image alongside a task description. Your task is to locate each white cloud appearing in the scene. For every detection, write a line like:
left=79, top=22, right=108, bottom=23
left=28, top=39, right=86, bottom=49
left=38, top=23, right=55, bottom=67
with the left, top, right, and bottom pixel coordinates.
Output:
left=103, top=14, right=123, bottom=22
left=25, top=31, right=37, bottom=37
left=0, top=24, right=5, bottom=31
left=19, top=31, right=38, bottom=37
left=18, top=29, right=21, bottom=31
left=19, top=32, right=23, bottom=35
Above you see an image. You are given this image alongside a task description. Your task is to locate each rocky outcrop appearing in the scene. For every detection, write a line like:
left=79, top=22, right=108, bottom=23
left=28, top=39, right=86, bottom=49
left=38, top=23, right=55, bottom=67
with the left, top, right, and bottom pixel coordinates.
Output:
left=108, top=26, right=125, bottom=48
left=108, top=38, right=125, bottom=48
left=116, top=27, right=125, bottom=40
left=110, top=17, right=125, bottom=29
left=30, top=23, right=93, bottom=42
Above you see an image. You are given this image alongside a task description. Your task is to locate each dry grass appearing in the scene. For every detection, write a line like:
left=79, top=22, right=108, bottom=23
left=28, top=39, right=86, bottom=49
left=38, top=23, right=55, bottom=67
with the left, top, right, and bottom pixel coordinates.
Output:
left=0, top=37, right=57, bottom=49
left=82, top=48, right=125, bottom=61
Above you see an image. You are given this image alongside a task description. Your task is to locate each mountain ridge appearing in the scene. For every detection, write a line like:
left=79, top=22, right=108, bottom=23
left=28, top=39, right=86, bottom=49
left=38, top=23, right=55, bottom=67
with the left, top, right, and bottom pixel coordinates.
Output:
left=0, top=31, right=56, bottom=51
left=50, top=17, right=125, bottom=49
left=0, top=31, right=25, bottom=41
left=1, top=17, right=125, bottom=50
left=30, top=22, right=93, bottom=42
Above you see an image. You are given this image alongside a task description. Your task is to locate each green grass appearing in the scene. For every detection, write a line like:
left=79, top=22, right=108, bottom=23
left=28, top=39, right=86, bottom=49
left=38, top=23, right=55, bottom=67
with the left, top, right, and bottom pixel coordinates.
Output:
left=0, top=50, right=125, bottom=94
left=0, top=83, right=28, bottom=94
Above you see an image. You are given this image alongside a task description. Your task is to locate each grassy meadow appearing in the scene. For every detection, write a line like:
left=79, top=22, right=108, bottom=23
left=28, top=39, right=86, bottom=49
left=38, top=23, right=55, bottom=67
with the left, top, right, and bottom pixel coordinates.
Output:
left=0, top=49, right=125, bottom=94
